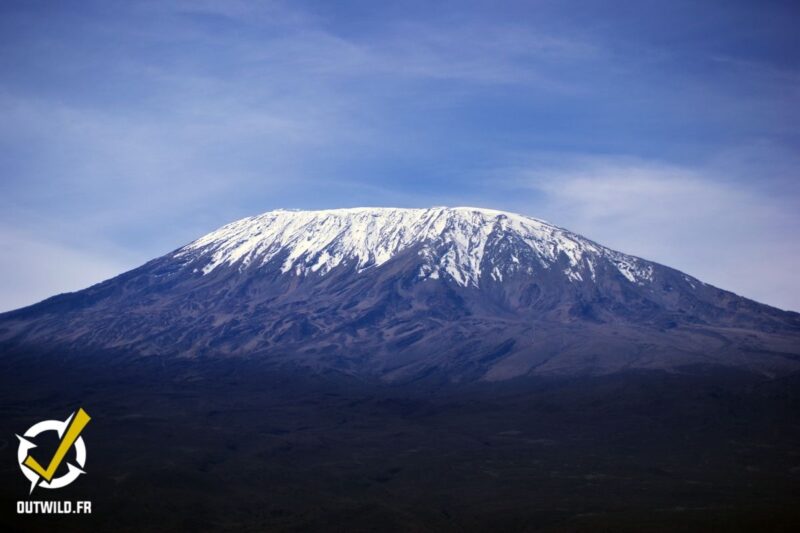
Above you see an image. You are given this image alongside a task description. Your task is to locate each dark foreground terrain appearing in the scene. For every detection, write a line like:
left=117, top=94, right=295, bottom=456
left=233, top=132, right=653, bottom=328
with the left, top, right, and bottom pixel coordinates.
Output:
left=1, top=351, right=799, bottom=532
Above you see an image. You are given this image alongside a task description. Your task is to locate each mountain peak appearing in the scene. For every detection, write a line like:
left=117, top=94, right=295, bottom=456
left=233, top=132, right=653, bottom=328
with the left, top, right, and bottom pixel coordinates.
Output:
left=177, top=206, right=653, bottom=288
left=2, top=205, right=799, bottom=381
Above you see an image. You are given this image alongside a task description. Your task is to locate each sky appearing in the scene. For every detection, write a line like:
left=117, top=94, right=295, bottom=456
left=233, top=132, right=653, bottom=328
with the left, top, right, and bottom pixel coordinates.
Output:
left=0, top=0, right=798, bottom=311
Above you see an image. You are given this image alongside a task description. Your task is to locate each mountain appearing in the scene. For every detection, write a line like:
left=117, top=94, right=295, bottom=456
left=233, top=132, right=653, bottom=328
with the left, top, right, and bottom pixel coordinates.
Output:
left=1, top=206, right=798, bottom=382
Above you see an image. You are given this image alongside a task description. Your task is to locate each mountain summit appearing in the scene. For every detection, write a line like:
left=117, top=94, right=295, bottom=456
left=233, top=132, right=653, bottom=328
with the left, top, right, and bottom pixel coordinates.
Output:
left=2, top=207, right=799, bottom=381
left=179, top=207, right=653, bottom=288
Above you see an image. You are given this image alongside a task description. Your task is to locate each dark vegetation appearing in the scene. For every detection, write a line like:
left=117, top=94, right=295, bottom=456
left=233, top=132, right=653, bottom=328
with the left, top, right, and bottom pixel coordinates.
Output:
left=1, top=350, right=799, bottom=532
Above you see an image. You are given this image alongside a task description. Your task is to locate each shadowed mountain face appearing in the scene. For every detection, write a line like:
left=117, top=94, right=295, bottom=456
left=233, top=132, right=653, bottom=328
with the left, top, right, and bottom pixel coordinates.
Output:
left=1, top=207, right=798, bottom=381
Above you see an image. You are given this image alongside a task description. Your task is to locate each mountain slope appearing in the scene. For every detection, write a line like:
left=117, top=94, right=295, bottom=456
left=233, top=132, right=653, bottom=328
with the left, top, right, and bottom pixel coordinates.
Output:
left=1, top=207, right=798, bottom=381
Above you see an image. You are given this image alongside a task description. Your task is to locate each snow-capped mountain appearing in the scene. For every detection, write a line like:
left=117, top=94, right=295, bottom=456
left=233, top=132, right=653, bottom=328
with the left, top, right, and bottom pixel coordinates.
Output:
left=1, top=207, right=799, bottom=382
left=178, top=207, right=653, bottom=287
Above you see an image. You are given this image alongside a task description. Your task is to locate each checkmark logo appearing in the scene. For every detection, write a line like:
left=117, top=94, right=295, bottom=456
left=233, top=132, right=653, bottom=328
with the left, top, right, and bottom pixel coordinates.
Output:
left=23, top=408, right=91, bottom=481
left=16, top=408, right=91, bottom=493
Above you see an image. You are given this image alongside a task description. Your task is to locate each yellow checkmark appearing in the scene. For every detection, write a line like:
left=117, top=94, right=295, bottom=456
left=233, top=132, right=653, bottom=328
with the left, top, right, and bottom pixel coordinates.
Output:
left=23, top=408, right=91, bottom=482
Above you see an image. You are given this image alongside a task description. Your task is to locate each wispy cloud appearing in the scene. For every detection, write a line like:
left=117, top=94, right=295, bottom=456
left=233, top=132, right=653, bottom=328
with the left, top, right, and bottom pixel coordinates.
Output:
left=512, top=155, right=800, bottom=310
left=0, top=227, right=136, bottom=312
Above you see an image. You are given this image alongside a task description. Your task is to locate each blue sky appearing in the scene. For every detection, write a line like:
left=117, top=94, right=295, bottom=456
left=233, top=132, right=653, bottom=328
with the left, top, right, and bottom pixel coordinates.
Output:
left=0, top=0, right=798, bottom=311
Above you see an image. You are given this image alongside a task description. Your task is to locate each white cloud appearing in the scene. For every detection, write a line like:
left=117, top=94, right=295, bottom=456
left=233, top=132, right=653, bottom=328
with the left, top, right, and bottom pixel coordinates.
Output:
left=517, top=157, right=800, bottom=311
left=0, top=228, right=136, bottom=313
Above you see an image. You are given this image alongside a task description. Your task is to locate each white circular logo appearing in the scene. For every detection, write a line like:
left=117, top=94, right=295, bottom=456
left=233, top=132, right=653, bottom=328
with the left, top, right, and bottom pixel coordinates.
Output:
left=16, top=409, right=90, bottom=494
